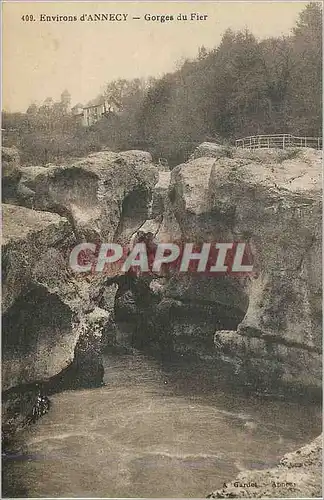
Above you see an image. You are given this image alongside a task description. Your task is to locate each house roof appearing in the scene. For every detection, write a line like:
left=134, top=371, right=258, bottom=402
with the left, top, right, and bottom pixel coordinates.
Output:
left=84, top=95, right=105, bottom=108
left=71, top=103, right=83, bottom=109
left=81, top=95, right=123, bottom=110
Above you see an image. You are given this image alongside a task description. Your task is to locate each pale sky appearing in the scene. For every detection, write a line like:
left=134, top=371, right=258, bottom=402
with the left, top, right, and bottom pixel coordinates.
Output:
left=2, top=1, right=308, bottom=112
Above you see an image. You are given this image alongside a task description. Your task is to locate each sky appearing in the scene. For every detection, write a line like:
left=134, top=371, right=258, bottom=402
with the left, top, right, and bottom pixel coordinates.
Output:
left=2, top=1, right=308, bottom=112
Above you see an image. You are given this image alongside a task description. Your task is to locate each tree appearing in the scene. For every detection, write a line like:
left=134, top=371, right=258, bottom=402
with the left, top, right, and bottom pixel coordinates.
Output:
left=288, top=2, right=322, bottom=134
left=259, top=37, right=292, bottom=131
left=26, top=102, right=38, bottom=115
left=293, top=2, right=322, bottom=42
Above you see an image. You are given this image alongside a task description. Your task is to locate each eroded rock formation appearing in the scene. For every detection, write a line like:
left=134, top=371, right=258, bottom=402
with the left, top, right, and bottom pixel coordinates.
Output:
left=1, top=149, right=159, bottom=440
left=153, top=147, right=322, bottom=392
left=15, top=150, right=158, bottom=242
left=2, top=204, right=80, bottom=390
left=112, top=146, right=322, bottom=394
left=2, top=144, right=321, bottom=495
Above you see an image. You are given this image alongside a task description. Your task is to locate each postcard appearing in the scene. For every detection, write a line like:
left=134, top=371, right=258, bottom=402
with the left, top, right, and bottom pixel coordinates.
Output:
left=2, top=1, right=322, bottom=498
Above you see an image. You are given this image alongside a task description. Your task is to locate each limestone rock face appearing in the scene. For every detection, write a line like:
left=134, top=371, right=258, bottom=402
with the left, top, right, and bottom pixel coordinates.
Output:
left=16, top=166, right=48, bottom=209
left=2, top=149, right=159, bottom=439
left=1, top=204, right=115, bottom=393
left=2, top=204, right=76, bottom=391
left=162, top=147, right=322, bottom=390
left=135, top=167, right=181, bottom=243
left=154, top=170, right=182, bottom=242
left=207, top=434, right=322, bottom=499
left=16, top=150, right=158, bottom=242
left=192, top=141, right=232, bottom=160
left=151, top=171, right=171, bottom=219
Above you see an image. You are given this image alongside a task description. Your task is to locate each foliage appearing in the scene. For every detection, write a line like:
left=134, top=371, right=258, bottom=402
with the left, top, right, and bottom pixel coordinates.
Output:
left=2, top=3, right=322, bottom=167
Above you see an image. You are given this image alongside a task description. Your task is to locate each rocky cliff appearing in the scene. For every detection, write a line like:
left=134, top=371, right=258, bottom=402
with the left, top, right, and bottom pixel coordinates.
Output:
left=127, top=144, right=321, bottom=394
left=2, top=144, right=321, bottom=490
left=1, top=148, right=158, bottom=441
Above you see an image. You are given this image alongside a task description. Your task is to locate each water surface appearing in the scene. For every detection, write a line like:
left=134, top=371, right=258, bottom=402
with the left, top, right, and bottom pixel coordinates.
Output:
left=3, top=350, right=322, bottom=498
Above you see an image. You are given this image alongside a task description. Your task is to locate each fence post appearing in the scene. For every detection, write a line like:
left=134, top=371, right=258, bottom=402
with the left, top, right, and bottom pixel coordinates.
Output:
left=267, top=137, right=270, bottom=148
left=250, top=137, right=252, bottom=149
left=283, top=135, right=285, bottom=149
left=318, top=138, right=320, bottom=149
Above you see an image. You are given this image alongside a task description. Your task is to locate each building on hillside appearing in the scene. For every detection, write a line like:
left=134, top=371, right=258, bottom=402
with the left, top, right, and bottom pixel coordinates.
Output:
left=71, top=103, right=83, bottom=115
left=71, top=103, right=84, bottom=125
left=82, top=95, right=121, bottom=126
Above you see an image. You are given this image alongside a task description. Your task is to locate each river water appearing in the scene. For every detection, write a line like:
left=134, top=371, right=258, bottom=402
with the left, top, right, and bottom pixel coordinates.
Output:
left=3, top=350, right=322, bottom=498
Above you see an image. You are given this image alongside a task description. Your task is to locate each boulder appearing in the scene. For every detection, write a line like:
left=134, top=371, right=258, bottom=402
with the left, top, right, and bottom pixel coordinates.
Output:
left=192, top=141, right=232, bottom=160
left=2, top=204, right=117, bottom=437
left=16, top=150, right=158, bottom=242
left=16, top=166, right=48, bottom=209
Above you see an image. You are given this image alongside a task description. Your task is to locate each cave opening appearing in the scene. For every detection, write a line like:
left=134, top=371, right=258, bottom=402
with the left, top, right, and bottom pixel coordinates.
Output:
left=110, top=273, right=249, bottom=366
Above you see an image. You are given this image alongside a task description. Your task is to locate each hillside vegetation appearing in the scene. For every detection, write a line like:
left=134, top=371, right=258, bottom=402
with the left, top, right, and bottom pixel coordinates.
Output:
left=2, top=3, right=322, bottom=167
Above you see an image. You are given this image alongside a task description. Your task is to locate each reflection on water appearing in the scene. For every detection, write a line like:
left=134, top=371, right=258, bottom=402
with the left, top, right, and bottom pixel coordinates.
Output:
left=3, top=350, right=322, bottom=498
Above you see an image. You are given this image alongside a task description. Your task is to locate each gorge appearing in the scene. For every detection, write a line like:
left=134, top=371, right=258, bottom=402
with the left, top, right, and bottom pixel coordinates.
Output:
left=2, top=143, right=322, bottom=498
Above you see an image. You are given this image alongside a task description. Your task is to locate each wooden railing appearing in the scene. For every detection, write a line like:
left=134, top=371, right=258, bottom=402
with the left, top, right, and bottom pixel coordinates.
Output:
left=235, top=134, right=322, bottom=150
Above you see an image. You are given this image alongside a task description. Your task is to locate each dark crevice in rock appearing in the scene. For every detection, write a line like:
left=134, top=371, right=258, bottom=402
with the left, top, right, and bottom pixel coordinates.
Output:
left=2, top=284, right=73, bottom=358
left=45, top=336, right=105, bottom=393
left=110, top=273, right=246, bottom=361
left=114, top=185, right=153, bottom=241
